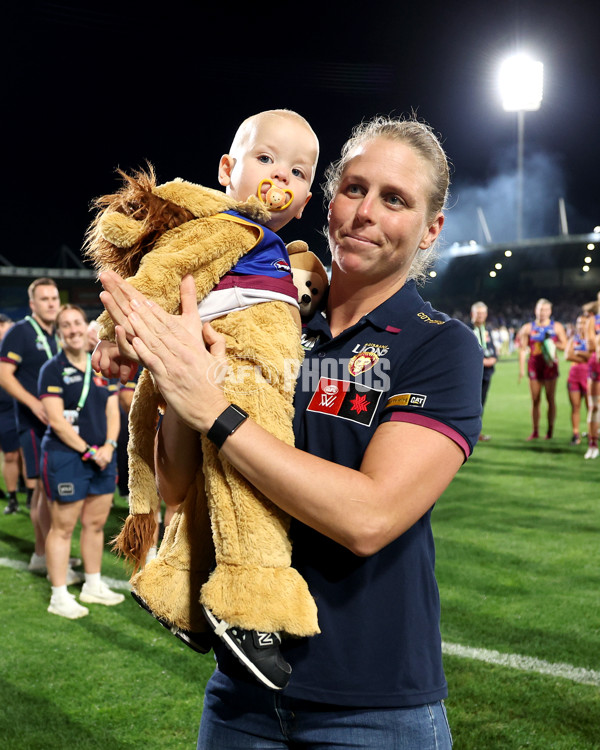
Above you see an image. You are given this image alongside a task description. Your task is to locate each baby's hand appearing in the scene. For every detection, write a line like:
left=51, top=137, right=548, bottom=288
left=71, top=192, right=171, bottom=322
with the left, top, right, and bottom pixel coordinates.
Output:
left=92, top=340, right=119, bottom=376
left=92, top=340, right=137, bottom=383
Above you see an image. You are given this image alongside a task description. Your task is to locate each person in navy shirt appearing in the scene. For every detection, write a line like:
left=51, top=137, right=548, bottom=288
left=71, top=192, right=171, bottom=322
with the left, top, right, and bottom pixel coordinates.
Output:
left=39, top=304, right=123, bottom=619
left=99, top=115, right=482, bottom=748
left=469, top=301, right=497, bottom=442
left=0, top=278, right=60, bottom=569
left=0, top=313, right=21, bottom=514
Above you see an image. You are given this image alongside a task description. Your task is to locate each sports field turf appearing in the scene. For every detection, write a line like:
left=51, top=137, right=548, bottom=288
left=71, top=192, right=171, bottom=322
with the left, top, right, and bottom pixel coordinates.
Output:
left=0, top=357, right=598, bottom=749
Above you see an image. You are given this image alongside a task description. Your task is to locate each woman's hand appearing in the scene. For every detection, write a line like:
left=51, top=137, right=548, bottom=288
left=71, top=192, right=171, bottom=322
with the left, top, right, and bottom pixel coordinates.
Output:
left=92, top=444, right=114, bottom=470
left=99, top=271, right=229, bottom=432
left=97, top=271, right=146, bottom=383
left=31, top=398, right=50, bottom=425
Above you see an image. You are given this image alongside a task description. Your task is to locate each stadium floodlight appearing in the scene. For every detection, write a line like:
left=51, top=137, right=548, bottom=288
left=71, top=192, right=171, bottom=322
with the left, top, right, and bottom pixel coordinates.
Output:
left=499, top=55, right=544, bottom=112
left=499, top=54, right=544, bottom=242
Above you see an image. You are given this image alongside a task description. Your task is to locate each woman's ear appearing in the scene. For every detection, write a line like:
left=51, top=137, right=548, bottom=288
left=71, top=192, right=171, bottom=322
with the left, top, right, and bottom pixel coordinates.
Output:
left=419, top=212, right=444, bottom=249
left=218, top=154, right=234, bottom=187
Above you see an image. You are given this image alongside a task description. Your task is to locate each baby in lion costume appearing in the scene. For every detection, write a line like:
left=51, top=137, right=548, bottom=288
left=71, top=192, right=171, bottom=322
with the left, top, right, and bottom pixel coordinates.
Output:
left=87, top=109, right=328, bottom=691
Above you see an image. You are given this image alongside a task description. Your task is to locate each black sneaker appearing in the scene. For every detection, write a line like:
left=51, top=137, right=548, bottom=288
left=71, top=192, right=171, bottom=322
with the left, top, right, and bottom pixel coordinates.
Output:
left=3, top=497, right=19, bottom=515
left=201, top=604, right=291, bottom=691
left=131, top=591, right=213, bottom=654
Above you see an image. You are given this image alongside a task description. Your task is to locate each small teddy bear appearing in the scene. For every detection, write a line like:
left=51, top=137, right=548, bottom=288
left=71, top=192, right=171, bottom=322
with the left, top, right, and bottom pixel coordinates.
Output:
left=287, top=240, right=329, bottom=318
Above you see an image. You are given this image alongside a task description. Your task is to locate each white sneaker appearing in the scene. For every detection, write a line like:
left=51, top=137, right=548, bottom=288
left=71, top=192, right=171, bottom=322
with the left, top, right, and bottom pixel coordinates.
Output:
left=584, top=446, right=599, bottom=460
left=28, top=552, right=47, bottom=573
left=80, top=581, right=125, bottom=606
left=48, top=592, right=89, bottom=619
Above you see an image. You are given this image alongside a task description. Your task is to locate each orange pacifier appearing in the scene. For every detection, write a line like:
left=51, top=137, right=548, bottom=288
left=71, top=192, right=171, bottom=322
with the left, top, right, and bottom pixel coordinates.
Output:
left=257, top=179, right=294, bottom=211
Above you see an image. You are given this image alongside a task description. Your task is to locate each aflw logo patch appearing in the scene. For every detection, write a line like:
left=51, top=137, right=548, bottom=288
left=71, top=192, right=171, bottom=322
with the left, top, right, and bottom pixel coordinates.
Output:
left=307, top=377, right=382, bottom=426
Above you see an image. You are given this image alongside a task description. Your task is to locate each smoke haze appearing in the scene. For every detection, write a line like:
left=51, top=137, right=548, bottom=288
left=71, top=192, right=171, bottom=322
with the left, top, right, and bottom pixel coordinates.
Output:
left=441, top=148, right=586, bottom=245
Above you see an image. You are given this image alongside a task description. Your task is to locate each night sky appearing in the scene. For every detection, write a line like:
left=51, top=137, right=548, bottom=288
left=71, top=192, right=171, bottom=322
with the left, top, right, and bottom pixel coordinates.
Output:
left=5, top=0, right=600, bottom=269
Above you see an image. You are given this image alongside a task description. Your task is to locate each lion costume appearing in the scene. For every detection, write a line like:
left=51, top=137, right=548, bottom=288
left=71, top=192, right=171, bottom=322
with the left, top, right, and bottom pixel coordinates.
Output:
left=85, top=167, right=325, bottom=640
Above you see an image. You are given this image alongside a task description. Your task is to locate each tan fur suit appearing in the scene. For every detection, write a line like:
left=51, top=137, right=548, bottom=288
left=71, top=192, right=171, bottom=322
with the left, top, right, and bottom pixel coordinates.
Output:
left=85, top=169, right=319, bottom=638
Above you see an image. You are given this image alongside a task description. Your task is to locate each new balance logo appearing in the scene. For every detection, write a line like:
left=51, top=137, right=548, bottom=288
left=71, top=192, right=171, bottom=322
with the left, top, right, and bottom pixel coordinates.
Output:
left=256, top=631, right=279, bottom=647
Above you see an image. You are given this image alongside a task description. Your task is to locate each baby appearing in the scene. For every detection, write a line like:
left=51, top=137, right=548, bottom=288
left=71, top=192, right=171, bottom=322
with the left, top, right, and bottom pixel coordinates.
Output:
left=88, top=110, right=322, bottom=690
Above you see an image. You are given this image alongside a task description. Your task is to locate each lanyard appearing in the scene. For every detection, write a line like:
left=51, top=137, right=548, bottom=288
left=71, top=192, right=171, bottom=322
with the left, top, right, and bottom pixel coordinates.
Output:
left=478, top=326, right=486, bottom=348
left=76, top=353, right=93, bottom=413
left=26, top=316, right=59, bottom=359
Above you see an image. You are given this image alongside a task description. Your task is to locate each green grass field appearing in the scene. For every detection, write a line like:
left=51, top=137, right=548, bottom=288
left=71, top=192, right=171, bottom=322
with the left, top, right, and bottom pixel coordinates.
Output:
left=0, top=357, right=598, bottom=749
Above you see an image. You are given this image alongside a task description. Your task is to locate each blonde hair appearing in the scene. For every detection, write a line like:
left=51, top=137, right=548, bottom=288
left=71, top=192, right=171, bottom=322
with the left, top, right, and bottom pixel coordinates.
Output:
left=28, top=277, right=57, bottom=300
left=323, top=115, right=450, bottom=283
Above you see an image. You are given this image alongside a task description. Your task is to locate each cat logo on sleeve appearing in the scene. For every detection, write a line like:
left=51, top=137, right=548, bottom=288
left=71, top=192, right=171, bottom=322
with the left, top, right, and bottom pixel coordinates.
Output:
left=386, top=393, right=427, bottom=408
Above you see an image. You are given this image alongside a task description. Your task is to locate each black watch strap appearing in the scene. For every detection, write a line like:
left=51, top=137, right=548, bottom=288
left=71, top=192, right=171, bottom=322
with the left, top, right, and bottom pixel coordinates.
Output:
left=206, top=404, right=249, bottom=449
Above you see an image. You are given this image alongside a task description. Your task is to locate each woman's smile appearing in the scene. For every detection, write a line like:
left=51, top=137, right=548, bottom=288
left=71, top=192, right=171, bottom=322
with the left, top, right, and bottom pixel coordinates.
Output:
left=340, top=231, right=380, bottom=247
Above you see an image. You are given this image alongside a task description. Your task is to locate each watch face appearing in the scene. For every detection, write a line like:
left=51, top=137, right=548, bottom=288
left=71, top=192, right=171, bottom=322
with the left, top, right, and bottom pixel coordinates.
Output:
left=207, top=404, right=249, bottom=449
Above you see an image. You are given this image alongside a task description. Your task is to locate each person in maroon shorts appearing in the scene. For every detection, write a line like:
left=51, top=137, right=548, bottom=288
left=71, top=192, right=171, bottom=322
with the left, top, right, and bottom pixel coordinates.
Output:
left=582, top=291, right=600, bottom=459
left=517, top=298, right=567, bottom=440
left=565, top=315, right=592, bottom=446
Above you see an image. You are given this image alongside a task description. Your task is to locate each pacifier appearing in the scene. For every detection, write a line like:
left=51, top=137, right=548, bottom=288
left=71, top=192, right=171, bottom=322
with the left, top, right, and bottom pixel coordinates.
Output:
left=257, top=179, right=294, bottom=211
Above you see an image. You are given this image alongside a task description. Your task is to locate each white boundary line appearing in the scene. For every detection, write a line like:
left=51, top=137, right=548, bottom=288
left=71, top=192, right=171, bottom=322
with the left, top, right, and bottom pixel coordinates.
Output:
left=443, top=641, right=600, bottom=687
left=0, top=557, right=131, bottom=591
left=1, top=556, right=597, bottom=685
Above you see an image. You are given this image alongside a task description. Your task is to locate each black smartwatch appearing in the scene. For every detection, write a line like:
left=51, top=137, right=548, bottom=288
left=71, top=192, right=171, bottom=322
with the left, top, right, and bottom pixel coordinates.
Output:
left=206, top=404, right=249, bottom=449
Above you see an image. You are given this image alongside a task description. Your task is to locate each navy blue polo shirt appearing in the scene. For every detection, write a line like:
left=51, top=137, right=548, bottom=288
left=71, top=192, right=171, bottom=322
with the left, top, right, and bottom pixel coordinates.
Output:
left=0, top=318, right=60, bottom=432
left=38, top=351, right=118, bottom=453
left=281, top=280, right=482, bottom=707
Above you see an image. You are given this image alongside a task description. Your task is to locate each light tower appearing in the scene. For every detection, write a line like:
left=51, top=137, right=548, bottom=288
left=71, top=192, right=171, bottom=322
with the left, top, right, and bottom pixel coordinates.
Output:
left=499, top=54, right=544, bottom=241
